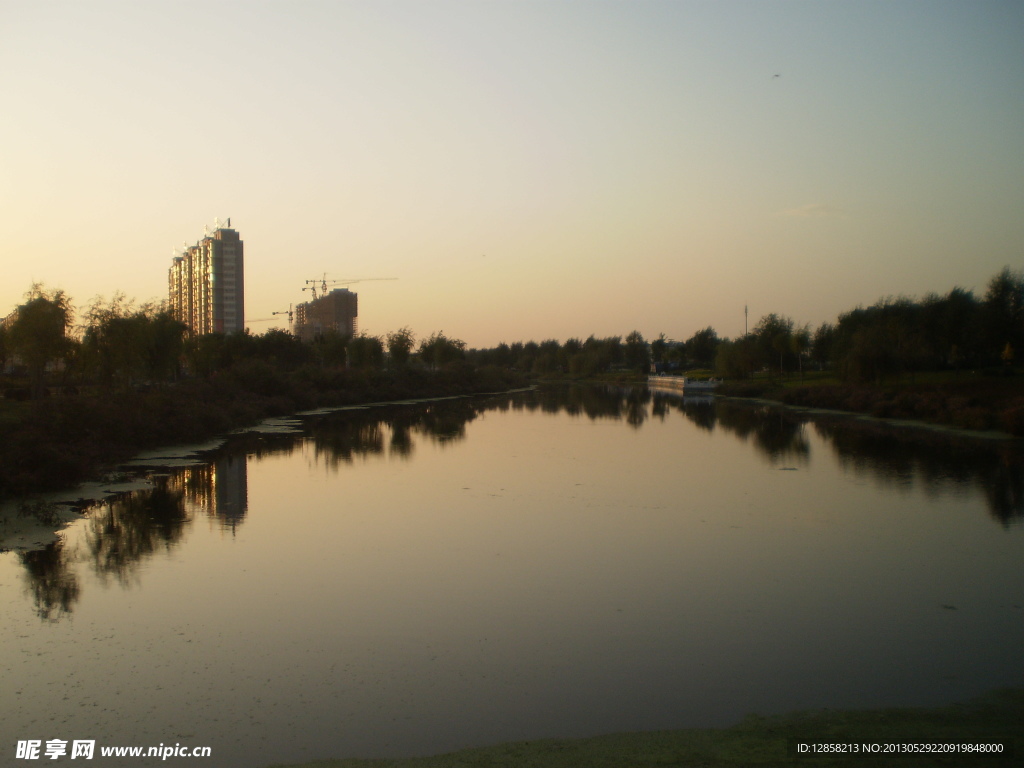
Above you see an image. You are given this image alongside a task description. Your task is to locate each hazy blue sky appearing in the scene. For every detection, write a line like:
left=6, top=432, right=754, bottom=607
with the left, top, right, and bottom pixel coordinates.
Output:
left=2, top=0, right=1022, bottom=347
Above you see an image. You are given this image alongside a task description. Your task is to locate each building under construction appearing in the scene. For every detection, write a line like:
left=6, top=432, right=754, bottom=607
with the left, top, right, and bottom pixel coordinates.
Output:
left=294, top=288, right=357, bottom=342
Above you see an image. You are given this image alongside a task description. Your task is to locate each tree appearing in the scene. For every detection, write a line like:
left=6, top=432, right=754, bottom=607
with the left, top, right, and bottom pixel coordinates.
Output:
left=418, top=331, right=466, bottom=370
left=311, top=330, right=349, bottom=367
left=685, top=327, right=719, bottom=368
left=650, top=333, right=668, bottom=365
left=82, top=295, right=187, bottom=388
left=578, top=336, right=622, bottom=375
left=184, top=333, right=228, bottom=379
left=811, top=322, right=835, bottom=370
left=752, top=314, right=793, bottom=374
left=253, top=328, right=310, bottom=369
left=624, top=331, right=650, bottom=373
left=347, top=334, right=385, bottom=370
left=533, top=339, right=562, bottom=375
left=715, top=336, right=758, bottom=379
left=386, top=327, right=415, bottom=369
left=7, top=285, right=74, bottom=398
left=144, top=310, right=188, bottom=382
left=983, top=267, right=1024, bottom=362
left=790, top=324, right=811, bottom=381
left=831, top=297, right=924, bottom=383
left=919, top=288, right=978, bottom=370
left=0, top=323, right=8, bottom=374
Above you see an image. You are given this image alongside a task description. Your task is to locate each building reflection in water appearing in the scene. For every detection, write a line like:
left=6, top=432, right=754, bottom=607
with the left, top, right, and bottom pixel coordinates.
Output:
left=168, top=454, right=249, bottom=533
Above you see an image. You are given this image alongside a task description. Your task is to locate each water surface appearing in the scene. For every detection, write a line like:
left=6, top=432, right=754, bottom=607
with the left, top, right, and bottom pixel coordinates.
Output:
left=2, top=385, right=1023, bottom=766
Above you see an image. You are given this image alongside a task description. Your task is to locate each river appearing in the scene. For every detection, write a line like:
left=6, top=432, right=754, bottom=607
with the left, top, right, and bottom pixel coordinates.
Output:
left=2, top=384, right=1023, bottom=766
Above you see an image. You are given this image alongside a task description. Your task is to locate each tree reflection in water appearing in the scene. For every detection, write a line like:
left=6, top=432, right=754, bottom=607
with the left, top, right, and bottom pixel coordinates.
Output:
left=85, top=480, right=190, bottom=586
left=649, top=385, right=1024, bottom=526
left=15, top=385, right=1024, bottom=620
left=812, top=419, right=1024, bottom=527
left=19, top=540, right=79, bottom=621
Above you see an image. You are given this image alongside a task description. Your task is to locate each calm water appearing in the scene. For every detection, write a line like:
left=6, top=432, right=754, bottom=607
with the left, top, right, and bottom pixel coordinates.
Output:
left=2, top=385, right=1023, bottom=766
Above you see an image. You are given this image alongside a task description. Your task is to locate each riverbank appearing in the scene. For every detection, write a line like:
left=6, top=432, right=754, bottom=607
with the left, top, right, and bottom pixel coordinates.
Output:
left=265, top=688, right=1023, bottom=767
left=0, top=365, right=526, bottom=501
left=716, top=373, right=1024, bottom=437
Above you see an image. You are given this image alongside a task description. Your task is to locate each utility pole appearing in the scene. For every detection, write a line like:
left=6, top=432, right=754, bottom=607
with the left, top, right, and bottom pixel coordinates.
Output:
left=745, top=304, right=748, bottom=336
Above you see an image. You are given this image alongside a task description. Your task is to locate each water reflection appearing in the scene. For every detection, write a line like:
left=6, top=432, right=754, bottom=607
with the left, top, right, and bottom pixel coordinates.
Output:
left=16, top=457, right=248, bottom=620
left=170, top=454, right=249, bottom=533
left=19, top=541, right=79, bottom=621
left=647, top=387, right=1024, bottom=526
left=812, top=419, right=1024, bottom=527
left=14, top=386, right=1024, bottom=621
left=85, top=480, right=190, bottom=585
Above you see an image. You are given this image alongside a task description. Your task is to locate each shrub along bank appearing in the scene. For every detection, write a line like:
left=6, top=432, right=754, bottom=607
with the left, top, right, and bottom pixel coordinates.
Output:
left=717, top=373, right=1024, bottom=436
left=0, top=364, right=526, bottom=500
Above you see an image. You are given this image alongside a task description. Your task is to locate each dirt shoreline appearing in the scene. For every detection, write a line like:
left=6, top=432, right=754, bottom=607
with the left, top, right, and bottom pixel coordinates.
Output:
left=263, top=688, right=1023, bottom=768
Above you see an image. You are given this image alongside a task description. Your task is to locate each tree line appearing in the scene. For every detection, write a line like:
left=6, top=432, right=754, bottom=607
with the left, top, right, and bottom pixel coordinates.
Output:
left=0, top=286, right=474, bottom=399
left=464, top=266, right=1024, bottom=384
left=2, top=266, right=1021, bottom=398
left=714, top=267, right=1023, bottom=383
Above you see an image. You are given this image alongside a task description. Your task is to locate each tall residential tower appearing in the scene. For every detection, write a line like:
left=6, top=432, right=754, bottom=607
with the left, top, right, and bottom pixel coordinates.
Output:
left=169, top=222, right=244, bottom=335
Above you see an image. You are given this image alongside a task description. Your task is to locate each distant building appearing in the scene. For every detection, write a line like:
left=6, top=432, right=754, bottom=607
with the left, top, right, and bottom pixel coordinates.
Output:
left=168, top=223, right=244, bottom=335
left=294, top=288, right=357, bottom=342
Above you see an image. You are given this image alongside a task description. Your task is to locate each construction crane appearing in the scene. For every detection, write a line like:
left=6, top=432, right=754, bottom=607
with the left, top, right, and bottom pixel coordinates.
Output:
left=302, top=275, right=397, bottom=301
left=246, top=306, right=293, bottom=325
left=273, top=304, right=294, bottom=324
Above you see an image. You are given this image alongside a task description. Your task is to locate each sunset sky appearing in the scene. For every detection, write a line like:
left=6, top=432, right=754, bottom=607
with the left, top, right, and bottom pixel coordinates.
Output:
left=2, top=0, right=1022, bottom=348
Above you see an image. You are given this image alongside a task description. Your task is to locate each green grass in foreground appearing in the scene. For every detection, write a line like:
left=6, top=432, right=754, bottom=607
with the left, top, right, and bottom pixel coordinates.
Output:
left=266, top=688, right=1023, bottom=768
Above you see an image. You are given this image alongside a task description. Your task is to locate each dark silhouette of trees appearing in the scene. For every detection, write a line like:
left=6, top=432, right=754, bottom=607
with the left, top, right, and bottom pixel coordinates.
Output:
left=311, top=329, right=349, bottom=367
left=418, top=331, right=466, bottom=370
left=6, top=285, right=74, bottom=398
left=650, top=333, right=668, bottom=365
left=790, top=324, right=811, bottom=380
left=386, top=327, right=415, bottom=369
left=0, top=323, right=8, bottom=373
left=347, top=334, right=386, bottom=370
left=685, top=327, right=719, bottom=368
left=715, top=335, right=758, bottom=379
left=5, top=265, right=1022, bottom=399
left=982, top=267, right=1024, bottom=362
left=811, top=322, right=835, bottom=370
left=753, top=313, right=795, bottom=375
left=624, top=330, right=650, bottom=373
left=81, top=295, right=188, bottom=388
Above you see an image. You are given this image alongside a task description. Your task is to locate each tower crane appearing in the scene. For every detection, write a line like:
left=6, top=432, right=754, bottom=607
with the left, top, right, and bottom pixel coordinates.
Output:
left=245, top=306, right=293, bottom=326
left=302, top=275, right=398, bottom=300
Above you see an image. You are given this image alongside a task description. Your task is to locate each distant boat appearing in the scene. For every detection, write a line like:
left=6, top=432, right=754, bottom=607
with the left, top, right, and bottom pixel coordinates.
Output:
left=647, top=375, right=720, bottom=392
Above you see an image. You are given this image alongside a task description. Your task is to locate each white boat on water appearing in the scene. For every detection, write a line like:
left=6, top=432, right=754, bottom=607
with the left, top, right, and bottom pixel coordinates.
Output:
left=647, top=375, right=720, bottom=392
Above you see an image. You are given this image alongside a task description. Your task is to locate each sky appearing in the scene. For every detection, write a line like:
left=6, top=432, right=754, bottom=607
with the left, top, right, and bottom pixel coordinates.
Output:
left=2, top=0, right=1022, bottom=348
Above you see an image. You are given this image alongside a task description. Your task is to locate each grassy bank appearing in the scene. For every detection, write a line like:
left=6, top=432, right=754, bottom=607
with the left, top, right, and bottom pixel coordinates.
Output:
left=0, top=364, right=526, bottom=500
left=717, top=371, right=1024, bottom=436
left=266, top=688, right=1023, bottom=768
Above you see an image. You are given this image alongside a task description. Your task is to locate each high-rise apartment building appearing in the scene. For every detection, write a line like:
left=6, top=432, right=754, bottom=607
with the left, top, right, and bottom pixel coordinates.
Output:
left=294, top=288, right=358, bottom=342
left=168, top=223, right=244, bottom=335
